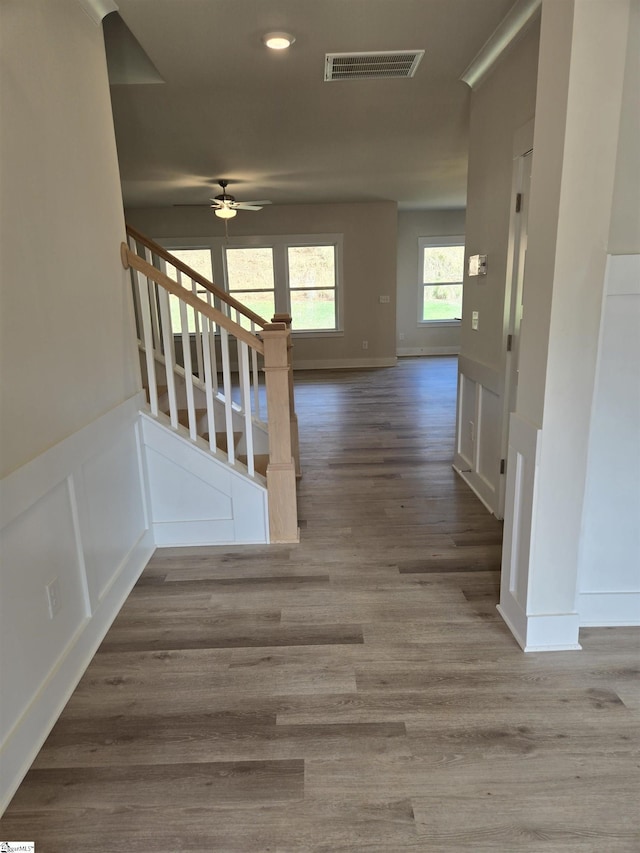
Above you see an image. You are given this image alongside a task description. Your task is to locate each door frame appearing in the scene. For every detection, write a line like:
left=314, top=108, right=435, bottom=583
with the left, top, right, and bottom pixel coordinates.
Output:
left=498, top=119, right=535, bottom=518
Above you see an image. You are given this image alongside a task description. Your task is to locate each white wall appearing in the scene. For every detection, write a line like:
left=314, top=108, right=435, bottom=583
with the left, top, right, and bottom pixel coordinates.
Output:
left=126, top=202, right=398, bottom=369
left=453, top=16, right=540, bottom=515
left=0, top=0, right=152, bottom=812
left=396, top=209, right=466, bottom=355
left=499, top=0, right=634, bottom=650
left=578, top=3, right=640, bottom=626
left=460, top=18, right=540, bottom=374
left=578, top=256, right=640, bottom=625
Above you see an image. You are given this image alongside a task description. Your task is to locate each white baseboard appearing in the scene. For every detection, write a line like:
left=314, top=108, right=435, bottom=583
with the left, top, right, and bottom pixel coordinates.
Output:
left=292, top=357, right=397, bottom=370
left=0, top=394, right=153, bottom=815
left=453, top=464, right=497, bottom=516
left=397, top=346, right=460, bottom=357
left=497, top=595, right=582, bottom=653
left=578, top=591, right=640, bottom=626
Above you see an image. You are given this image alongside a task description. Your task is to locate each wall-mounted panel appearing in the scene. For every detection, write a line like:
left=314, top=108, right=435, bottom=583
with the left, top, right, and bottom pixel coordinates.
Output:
left=0, top=480, right=87, bottom=746
left=498, top=412, right=539, bottom=647
left=578, top=254, right=640, bottom=626
left=454, top=357, right=503, bottom=516
left=478, top=386, right=501, bottom=488
left=0, top=395, right=153, bottom=814
left=140, top=414, right=268, bottom=546
left=457, top=374, right=476, bottom=467
left=83, top=428, right=146, bottom=602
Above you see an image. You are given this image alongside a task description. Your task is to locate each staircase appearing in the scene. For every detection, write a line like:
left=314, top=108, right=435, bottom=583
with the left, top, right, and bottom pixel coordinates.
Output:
left=121, top=225, right=300, bottom=545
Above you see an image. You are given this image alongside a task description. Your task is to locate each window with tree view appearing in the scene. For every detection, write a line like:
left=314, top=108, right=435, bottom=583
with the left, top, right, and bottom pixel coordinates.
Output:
left=419, top=237, right=465, bottom=323
left=224, top=236, right=340, bottom=332
left=163, top=234, right=342, bottom=334
left=225, top=247, right=276, bottom=329
left=165, top=247, right=212, bottom=332
left=287, top=245, right=336, bottom=330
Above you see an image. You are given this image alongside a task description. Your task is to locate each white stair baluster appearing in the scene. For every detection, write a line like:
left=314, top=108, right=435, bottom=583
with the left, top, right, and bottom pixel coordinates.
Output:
left=144, top=248, right=161, bottom=356
left=128, top=235, right=143, bottom=344
left=137, top=268, right=158, bottom=416
left=157, top=284, right=179, bottom=429
left=250, top=320, right=261, bottom=420
left=206, top=291, right=219, bottom=394
left=178, top=274, right=197, bottom=442
left=238, top=340, right=255, bottom=476
left=190, top=276, right=204, bottom=382
left=220, top=327, right=235, bottom=464
left=201, top=313, right=218, bottom=454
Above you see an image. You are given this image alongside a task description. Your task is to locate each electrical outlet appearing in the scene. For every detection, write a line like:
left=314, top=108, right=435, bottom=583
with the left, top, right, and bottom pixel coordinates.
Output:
left=46, top=578, right=61, bottom=618
left=379, top=295, right=390, bottom=304
left=471, top=311, right=479, bottom=330
left=362, top=340, right=368, bottom=350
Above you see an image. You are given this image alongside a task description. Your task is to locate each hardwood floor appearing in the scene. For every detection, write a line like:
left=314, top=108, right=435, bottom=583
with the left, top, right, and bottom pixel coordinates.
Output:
left=2, top=357, right=639, bottom=851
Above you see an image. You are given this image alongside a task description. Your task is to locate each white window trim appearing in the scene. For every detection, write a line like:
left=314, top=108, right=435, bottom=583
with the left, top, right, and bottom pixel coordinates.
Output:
left=417, top=234, right=465, bottom=326
left=159, top=234, right=344, bottom=335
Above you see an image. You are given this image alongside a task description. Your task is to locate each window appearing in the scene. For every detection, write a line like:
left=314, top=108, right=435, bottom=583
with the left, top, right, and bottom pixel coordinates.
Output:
left=161, top=234, right=342, bottom=334
left=222, top=235, right=341, bottom=333
left=165, top=247, right=212, bottom=332
left=418, top=236, right=465, bottom=323
left=287, top=245, right=337, bottom=331
left=225, top=247, right=276, bottom=329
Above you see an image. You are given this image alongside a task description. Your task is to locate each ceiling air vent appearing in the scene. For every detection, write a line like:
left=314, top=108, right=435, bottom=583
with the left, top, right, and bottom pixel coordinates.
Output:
left=324, top=50, right=424, bottom=81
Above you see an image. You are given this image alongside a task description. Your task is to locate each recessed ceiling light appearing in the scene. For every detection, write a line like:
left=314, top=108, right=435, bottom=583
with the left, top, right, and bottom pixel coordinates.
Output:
left=263, top=32, right=295, bottom=50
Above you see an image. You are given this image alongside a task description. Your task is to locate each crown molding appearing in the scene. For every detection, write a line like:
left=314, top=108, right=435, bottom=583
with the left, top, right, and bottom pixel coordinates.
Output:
left=460, top=0, right=541, bottom=90
left=77, top=0, right=119, bottom=24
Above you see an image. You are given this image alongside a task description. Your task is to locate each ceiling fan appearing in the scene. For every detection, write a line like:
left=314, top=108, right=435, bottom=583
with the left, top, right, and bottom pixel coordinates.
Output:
left=210, top=180, right=272, bottom=219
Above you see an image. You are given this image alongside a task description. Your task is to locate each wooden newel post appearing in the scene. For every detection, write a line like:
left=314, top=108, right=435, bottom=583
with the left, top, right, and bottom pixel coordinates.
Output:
left=272, top=313, right=301, bottom=478
left=261, top=324, right=299, bottom=544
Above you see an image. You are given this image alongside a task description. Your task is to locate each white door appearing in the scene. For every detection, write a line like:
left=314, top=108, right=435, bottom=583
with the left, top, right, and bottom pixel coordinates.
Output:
left=498, top=147, right=532, bottom=517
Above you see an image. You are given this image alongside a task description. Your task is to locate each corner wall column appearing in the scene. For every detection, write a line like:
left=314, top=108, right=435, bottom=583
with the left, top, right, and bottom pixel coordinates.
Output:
left=498, top=0, right=632, bottom=650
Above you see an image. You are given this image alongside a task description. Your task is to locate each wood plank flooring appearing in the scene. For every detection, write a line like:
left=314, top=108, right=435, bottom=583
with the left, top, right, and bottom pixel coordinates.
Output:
left=2, top=357, right=639, bottom=852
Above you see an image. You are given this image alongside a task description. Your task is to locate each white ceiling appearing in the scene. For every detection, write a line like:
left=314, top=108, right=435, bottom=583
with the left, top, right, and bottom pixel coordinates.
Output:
left=111, top=0, right=516, bottom=211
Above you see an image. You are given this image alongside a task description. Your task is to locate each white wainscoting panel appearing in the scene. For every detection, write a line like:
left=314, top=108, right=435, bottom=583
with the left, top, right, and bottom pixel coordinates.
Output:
left=82, top=427, right=148, bottom=603
left=0, top=393, right=154, bottom=814
left=497, top=412, right=581, bottom=652
left=477, top=386, right=501, bottom=488
left=140, top=413, right=269, bottom=546
left=578, top=253, right=640, bottom=626
left=457, top=373, right=476, bottom=468
left=0, top=480, right=89, bottom=744
left=454, top=356, right=503, bottom=516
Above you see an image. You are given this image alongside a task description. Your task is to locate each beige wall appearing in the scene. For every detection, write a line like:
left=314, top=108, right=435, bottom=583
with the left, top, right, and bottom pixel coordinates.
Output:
left=396, top=209, right=466, bottom=355
left=0, top=0, right=139, bottom=478
left=126, top=202, right=398, bottom=368
left=608, top=0, right=640, bottom=255
left=460, top=18, right=540, bottom=372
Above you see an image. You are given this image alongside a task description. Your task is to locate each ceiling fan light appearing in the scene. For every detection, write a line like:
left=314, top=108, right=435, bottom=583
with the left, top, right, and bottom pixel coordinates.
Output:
left=263, top=32, right=295, bottom=50
left=215, top=206, right=237, bottom=219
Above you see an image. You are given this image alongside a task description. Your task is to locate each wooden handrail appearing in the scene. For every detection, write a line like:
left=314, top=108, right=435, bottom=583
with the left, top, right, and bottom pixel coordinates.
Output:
left=121, top=243, right=269, bottom=354
left=125, top=223, right=269, bottom=330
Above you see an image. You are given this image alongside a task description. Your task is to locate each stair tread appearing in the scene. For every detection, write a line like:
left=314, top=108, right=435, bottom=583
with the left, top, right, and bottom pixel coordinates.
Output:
left=177, top=408, right=207, bottom=428
left=201, top=431, right=243, bottom=452
left=238, top=454, right=269, bottom=477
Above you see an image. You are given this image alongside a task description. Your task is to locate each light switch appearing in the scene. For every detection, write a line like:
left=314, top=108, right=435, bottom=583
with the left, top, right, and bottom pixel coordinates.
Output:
left=471, top=311, right=479, bottom=330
